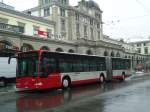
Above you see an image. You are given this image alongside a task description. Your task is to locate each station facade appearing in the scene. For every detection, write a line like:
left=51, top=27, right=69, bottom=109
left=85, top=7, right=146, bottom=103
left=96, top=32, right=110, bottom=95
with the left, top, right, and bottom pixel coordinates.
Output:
left=0, top=0, right=149, bottom=71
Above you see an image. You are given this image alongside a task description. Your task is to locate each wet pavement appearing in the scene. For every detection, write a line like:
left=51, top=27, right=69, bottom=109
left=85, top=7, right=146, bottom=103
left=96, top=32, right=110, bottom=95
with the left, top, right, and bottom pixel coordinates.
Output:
left=0, top=74, right=150, bottom=112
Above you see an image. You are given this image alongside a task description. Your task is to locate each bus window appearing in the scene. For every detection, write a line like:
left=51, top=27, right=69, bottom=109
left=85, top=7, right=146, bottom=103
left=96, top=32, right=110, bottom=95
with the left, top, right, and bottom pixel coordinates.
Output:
left=67, top=60, right=73, bottom=72
left=73, top=59, right=88, bottom=72
left=59, top=59, right=68, bottom=73
left=112, top=60, right=116, bottom=70
left=40, top=58, right=57, bottom=77
left=89, top=60, right=97, bottom=71
left=82, top=60, right=89, bottom=72
left=125, top=60, right=130, bottom=69
left=59, top=59, right=73, bottom=73
left=96, top=60, right=105, bottom=71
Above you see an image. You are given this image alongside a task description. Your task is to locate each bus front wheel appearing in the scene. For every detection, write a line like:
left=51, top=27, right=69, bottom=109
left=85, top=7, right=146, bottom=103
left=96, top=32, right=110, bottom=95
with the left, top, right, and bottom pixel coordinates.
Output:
left=62, top=78, right=70, bottom=89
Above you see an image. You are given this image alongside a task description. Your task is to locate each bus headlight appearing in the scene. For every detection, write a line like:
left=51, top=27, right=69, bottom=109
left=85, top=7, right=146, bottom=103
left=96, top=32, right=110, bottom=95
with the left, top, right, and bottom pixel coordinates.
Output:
left=34, top=82, right=43, bottom=86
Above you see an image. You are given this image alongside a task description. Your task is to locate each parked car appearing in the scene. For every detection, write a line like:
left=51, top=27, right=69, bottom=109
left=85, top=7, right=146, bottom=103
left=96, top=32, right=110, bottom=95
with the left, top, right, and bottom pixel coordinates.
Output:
left=0, top=57, right=16, bottom=87
left=135, top=71, right=144, bottom=75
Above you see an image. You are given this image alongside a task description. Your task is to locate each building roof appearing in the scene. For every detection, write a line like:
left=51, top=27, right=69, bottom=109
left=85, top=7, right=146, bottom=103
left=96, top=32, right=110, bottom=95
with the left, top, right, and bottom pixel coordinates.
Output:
left=0, top=2, right=14, bottom=10
left=23, top=0, right=102, bottom=20
left=77, top=0, right=101, bottom=11
left=86, top=0, right=100, bottom=10
left=23, top=6, right=39, bottom=13
left=130, top=40, right=150, bottom=44
left=0, top=7, right=55, bottom=25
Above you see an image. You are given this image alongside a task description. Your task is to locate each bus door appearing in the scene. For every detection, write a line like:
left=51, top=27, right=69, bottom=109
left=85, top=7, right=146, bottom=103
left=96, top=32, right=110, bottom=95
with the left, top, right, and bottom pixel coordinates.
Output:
left=105, top=57, right=112, bottom=81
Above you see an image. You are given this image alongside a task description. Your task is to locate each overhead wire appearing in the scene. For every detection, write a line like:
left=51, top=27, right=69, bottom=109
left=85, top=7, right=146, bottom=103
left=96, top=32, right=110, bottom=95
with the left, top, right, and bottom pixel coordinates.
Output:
left=104, top=0, right=150, bottom=26
left=104, top=13, right=150, bottom=26
left=102, top=0, right=150, bottom=40
left=135, top=0, right=150, bottom=13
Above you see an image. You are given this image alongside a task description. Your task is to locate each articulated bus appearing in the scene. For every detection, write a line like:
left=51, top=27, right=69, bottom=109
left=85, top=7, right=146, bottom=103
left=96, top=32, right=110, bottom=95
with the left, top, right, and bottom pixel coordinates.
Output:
left=10, top=50, right=131, bottom=90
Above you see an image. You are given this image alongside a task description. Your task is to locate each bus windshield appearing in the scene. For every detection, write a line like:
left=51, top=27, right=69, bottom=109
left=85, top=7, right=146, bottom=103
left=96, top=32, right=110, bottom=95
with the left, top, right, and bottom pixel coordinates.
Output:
left=17, top=53, right=38, bottom=78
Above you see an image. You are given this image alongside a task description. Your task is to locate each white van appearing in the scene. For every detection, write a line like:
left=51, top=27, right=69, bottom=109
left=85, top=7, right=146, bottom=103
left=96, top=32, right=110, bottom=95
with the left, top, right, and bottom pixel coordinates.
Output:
left=0, top=57, right=16, bottom=86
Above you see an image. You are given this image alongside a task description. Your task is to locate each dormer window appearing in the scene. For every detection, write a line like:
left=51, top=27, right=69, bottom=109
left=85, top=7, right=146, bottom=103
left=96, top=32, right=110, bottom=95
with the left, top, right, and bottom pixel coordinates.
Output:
left=95, top=13, right=99, bottom=18
left=27, top=11, right=31, bottom=15
left=75, top=13, right=80, bottom=21
left=90, top=19, right=93, bottom=25
left=44, top=8, right=50, bottom=16
left=61, top=19, right=66, bottom=31
left=41, top=0, right=51, bottom=5
left=60, top=8, right=65, bottom=17
left=61, top=0, right=67, bottom=5
left=84, top=25, right=87, bottom=36
left=97, top=23, right=100, bottom=29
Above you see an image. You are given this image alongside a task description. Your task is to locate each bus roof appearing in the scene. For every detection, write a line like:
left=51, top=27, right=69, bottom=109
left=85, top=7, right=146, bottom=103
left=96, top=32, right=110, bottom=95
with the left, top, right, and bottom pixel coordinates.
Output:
left=19, top=50, right=131, bottom=60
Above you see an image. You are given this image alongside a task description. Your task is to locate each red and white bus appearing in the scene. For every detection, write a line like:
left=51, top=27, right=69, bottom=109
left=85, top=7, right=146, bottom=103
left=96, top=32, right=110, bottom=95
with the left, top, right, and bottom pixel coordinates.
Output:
left=9, top=50, right=131, bottom=90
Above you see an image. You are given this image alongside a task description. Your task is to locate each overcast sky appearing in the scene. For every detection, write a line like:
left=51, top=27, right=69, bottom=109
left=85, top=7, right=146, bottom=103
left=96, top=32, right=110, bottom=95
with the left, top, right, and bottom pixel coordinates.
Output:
left=2, top=0, right=150, bottom=42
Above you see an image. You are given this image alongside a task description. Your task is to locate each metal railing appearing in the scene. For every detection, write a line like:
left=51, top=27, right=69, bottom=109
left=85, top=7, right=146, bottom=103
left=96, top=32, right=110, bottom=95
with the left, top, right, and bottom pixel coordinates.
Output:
left=47, top=33, right=65, bottom=40
left=0, top=23, right=24, bottom=33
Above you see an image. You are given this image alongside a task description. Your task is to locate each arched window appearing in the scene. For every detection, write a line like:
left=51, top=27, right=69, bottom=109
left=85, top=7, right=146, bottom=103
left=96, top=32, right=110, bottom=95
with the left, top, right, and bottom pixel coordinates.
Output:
left=68, top=49, right=75, bottom=53
left=0, top=40, right=13, bottom=50
left=21, top=43, right=34, bottom=52
left=0, top=40, right=12, bottom=46
left=110, top=51, right=114, bottom=57
left=116, top=52, right=120, bottom=57
left=132, top=56, right=134, bottom=61
left=104, top=51, right=108, bottom=56
left=56, top=48, right=64, bottom=52
left=40, top=46, right=50, bottom=50
left=86, top=50, right=93, bottom=55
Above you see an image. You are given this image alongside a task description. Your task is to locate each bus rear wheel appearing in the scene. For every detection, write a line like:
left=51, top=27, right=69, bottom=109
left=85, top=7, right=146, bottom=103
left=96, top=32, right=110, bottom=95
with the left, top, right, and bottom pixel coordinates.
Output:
left=62, top=78, right=70, bottom=89
left=122, top=74, right=125, bottom=81
left=120, top=74, right=125, bottom=82
left=100, top=75, right=105, bottom=83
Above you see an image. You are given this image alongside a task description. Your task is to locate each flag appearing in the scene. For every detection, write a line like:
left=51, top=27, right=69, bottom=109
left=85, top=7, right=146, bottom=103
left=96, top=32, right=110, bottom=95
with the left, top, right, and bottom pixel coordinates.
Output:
left=38, top=30, right=48, bottom=38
